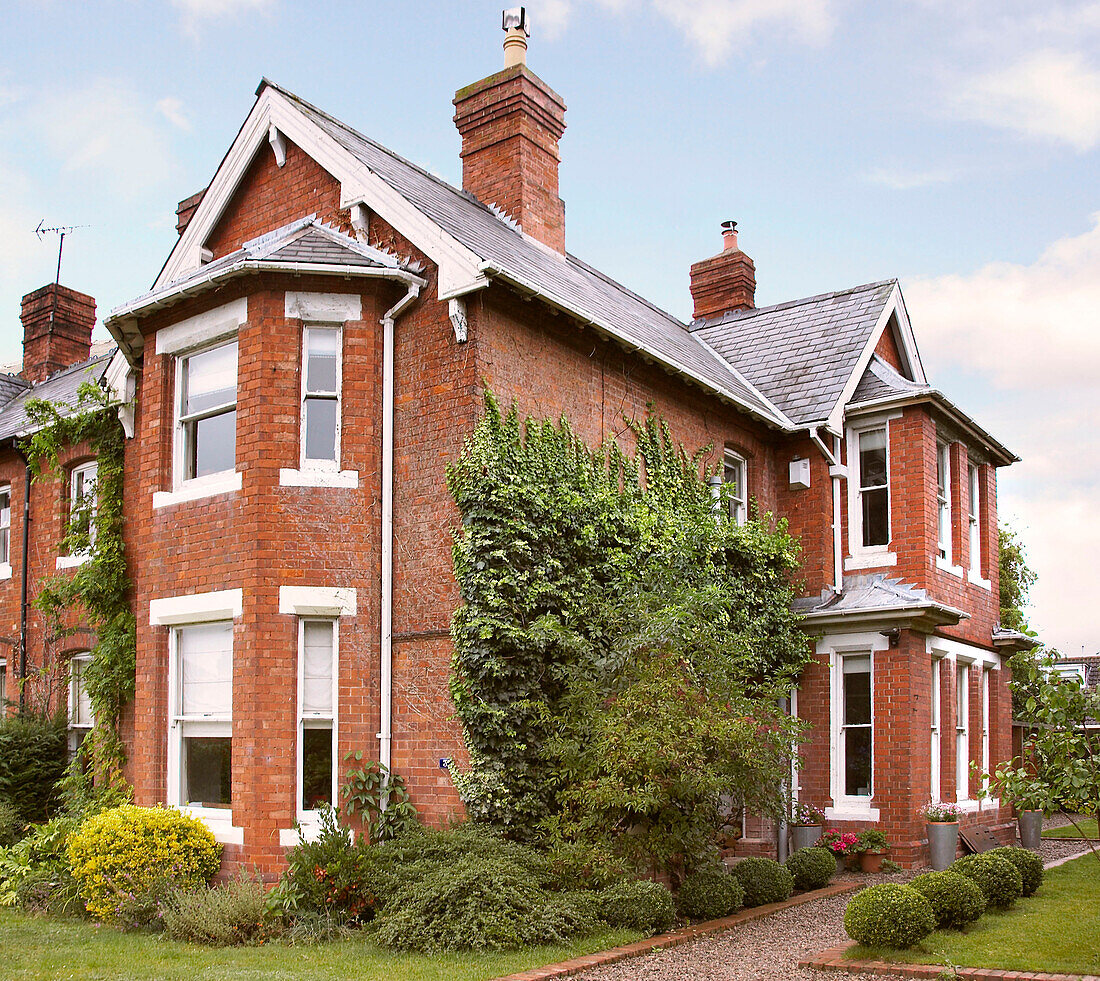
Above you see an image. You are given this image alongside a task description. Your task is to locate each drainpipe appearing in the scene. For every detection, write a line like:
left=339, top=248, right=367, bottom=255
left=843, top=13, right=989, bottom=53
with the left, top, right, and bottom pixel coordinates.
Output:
left=777, top=694, right=790, bottom=862
left=378, top=282, right=421, bottom=776
left=808, top=427, right=844, bottom=596
left=17, top=460, right=30, bottom=713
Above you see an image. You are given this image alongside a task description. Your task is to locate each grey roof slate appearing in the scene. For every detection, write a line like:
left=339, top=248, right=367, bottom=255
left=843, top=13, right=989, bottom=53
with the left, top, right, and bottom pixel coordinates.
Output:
left=691, top=280, right=897, bottom=425
left=263, top=81, right=785, bottom=426
left=851, top=355, right=930, bottom=403
left=794, top=574, right=934, bottom=615
left=0, top=374, right=31, bottom=409
left=0, top=354, right=113, bottom=443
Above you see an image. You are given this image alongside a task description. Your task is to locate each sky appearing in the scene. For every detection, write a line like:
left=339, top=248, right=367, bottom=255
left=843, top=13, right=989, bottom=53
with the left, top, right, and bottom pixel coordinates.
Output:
left=0, top=0, right=1097, bottom=656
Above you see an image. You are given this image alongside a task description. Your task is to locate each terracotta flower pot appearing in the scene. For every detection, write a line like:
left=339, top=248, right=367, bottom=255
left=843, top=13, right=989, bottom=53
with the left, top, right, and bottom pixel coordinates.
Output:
left=860, top=850, right=885, bottom=873
left=844, top=852, right=861, bottom=871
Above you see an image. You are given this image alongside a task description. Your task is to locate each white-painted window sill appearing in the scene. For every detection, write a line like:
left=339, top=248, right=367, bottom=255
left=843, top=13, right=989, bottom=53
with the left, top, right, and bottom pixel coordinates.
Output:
left=936, top=556, right=964, bottom=577
left=279, top=468, right=359, bottom=488
left=955, top=798, right=981, bottom=813
left=153, top=471, right=242, bottom=509
left=56, top=554, right=91, bottom=570
left=279, top=819, right=324, bottom=848
left=825, top=804, right=881, bottom=822
left=844, top=551, right=897, bottom=571
left=177, top=805, right=244, bottom=845
left=968, top=570, right=992, bottom=590
left=0, top=562, right=11, bottom=581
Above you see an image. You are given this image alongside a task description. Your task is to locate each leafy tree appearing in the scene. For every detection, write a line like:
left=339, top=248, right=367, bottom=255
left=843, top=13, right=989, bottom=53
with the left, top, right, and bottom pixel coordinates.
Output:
left=998, top=524, right=1037, bottom=634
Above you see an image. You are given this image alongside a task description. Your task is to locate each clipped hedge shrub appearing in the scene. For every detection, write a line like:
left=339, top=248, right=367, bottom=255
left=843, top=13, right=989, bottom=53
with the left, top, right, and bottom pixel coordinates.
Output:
left=988, top=846, right=1043, bottom=898
left=949, top=853, right=1022, bottom=910
left=599, top=878, right=676, bottom=934
left=844, top=884, right=936, bottom=948
left=677, top=865, right=744, bottom=921
left=731, top=857, right=794, bottom=907
left=0, top=713, right=67, bottom=824
left=373, top=854, right=596, bottom=952
left=67, top=805, right=221, bottom=921
left=909, top=871, right=986, bottom=928
left=785, top=847, right=834, bottom=892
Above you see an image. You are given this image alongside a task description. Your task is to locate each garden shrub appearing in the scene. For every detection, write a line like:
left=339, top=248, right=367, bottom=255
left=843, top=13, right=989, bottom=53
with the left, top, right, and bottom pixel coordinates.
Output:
left=67, top=805, right=221, bottom=921
left=909, top=871, right=986, bottom=928
left=373, top=853, right=595, bottom=952
left=730, top=857, right=793, bottom=907
left=0, top=802, right=22, bottom=848
left=0, top=813, right=82, bottom=910
left=164, top=876, right=279, bottom=946
left=0, top=713, right=67, bottom=824
left=785, top=846, right=834, bottom=891
left=677, top=865, right=744, bottom=921
left=988, top=846, right=1044, bottom=897
left=949, top=853, right=1022, bottom=910
left=599, top=878, right=676, bottom=934
left=844, top=884, right=936, bottom=948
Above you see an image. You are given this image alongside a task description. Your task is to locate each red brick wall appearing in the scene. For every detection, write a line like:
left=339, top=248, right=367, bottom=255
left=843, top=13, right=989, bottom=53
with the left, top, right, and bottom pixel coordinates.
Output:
left=874, top=322, right=905, bottom=374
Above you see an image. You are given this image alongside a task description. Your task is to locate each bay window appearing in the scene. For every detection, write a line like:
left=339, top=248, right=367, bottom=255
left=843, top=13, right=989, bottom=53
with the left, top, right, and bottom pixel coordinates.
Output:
left=177, top=341, right=238, bottom=483
left=936, top=442, right=951, bottom=563
left=856, top=427, right=889, bottom=548
left=301, top=327, right=342, bottom=468
left=298, top=619, right=337, bottom=819
left=956, top=662, right=970, bottom=801
left=968, top=464, right=981, bottom=576
left=841, top=655, right=873, bottom=799
left=930, top=657, right=942, bottom=802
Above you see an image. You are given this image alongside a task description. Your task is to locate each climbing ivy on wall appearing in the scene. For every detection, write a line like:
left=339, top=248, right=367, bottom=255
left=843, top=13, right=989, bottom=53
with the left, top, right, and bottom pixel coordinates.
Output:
left=21, top=382, right=136, bottom=788
left=447, top=391, right=810, bottom=864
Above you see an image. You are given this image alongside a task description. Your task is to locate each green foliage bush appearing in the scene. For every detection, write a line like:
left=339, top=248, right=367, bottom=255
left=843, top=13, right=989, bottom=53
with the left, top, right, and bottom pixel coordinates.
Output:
left=67, top=805, right=221, bottom=921
left=844, top=883, right=936, bottom=948
left=164, top=877, right=279, bottom=946
left=0, top=802, right=22, bottom=848
left=0, top=713, right=68, bottom=825
left=599, top=878, right=676, bottom=934
left=949, top=853, right=1023, bottom=910
left=0, top=813, right=82, bottom=910
left=731, top=857, right=794, bottom=907
left=677, top=865, right=744, bottom=920
left=785, top=846, right=834, bottom=891
left=909, top=871, right=986, bottom=928
left=988, top=846, right=1044, bottom=897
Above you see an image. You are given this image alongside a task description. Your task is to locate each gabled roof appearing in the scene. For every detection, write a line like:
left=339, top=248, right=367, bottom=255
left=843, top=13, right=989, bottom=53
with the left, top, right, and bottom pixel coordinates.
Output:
left=851, top=354, right=930, bottom=403
left=691, top=280, right=900, bottom=426
left=0, top=354, right=114, bottom=443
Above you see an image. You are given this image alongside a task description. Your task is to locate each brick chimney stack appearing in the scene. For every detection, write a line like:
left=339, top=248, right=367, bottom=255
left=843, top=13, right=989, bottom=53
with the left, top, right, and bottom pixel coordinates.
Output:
left=690, top=220, right=757, bottom=321
left=453, top=10, right=567, bottom=253
left=20, top=284, right=96, bottom=383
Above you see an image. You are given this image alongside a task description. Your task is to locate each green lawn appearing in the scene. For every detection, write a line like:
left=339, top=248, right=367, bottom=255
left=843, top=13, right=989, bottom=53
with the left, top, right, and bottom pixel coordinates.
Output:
left=847, top=855, right=1100, bottom=976
left=0, top=910, right=641, bottom=981
left=1043, top=817, right=1099, bottom=839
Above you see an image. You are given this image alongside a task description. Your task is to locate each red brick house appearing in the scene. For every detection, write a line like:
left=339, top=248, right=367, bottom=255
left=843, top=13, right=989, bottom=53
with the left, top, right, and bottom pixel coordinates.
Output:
left=1, top=23, right=1033, bottom=870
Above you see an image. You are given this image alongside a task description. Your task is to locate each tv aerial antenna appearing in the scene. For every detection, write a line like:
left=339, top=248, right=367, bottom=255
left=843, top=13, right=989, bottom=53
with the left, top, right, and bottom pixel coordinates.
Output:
left=34, top=220, right=89, bottom=285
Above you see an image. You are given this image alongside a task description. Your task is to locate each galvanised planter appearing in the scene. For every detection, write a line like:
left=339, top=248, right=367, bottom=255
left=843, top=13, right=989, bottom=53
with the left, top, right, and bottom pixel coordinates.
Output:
left=927, top=821, right=959, bottom=870
left=1018, top=809, right=1043, bottom=850
left=791, top=824, right=823, bottom=852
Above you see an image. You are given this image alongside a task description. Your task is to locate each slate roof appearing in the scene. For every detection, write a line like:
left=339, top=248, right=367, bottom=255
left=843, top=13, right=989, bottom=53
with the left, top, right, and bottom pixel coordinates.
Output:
left=0, top=354, right=113, bottom=443
left=691, top=280, right=897, bottom=426
left=0, top=374, right=30, bottom=407
left=851, top=354, right=929, bottom=403
left=263, top=81, right=787, bottom=427
left=795, top=574, right=942, bottom=615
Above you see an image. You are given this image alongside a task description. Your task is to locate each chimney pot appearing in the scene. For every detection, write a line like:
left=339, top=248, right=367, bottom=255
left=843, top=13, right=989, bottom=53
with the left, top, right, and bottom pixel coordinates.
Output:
left=721, top=219, right=739, bottom=252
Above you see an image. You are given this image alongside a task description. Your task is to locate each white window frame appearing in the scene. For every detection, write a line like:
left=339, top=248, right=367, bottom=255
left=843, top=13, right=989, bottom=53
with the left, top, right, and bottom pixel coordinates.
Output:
left=296, top=618, right=338, bottom=829
left=845, top=419, right=897, bottom=570
left=955, top=661, right=970, bottom=804
left=57, top=461, right=97, bottom=569
left=166, top=620, right=242, bottom=843
left=0, top=484, right=11, bottom=580
left=174, top=339, right=239, bottom=491
left=299, top=326, right=343, bottom=472
left=930, top=656, right=942, bottom=803
left=936, top=441, right=953, bottom=566
left=68, top=653, right=94, bottom=755
left=723, top=450, right=748, bottom=526
left=980, top=667, right=991, bottom=797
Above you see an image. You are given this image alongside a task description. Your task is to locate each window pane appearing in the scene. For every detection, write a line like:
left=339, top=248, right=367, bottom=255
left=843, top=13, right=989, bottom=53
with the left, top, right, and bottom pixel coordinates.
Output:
left=302, top=621, right=333, bottom=714
left=845, top=726, right=872, bottom=796
left=956, top=667, right=968, bottom=722
left=862, top=487, right=889, bottom=546
left=303, top=398, right=337, bottom=462
left=180, top=623, right=232, bottom=717
left=844, top=657, right=871, bottom=725
left=302, top=725, right=333, bottom=810
left=859, top=429, right=887, bottom=488
left=968, top=466, right=978, bottom=515
left=183, top=736, right=231, bottom=807
left=305, top=330, right=339, bottom=393
left=184, top=342, right=238, bottom=416
left=937, top=446, right=948, bottom=497
left=71, top=659, right=93, bottom=727
left=189, top=409, right=237, bottom=478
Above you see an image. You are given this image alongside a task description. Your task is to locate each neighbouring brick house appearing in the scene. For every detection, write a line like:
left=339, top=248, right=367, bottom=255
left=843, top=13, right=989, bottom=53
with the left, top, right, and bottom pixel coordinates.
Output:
left=1, top=22, right=1034, bottom=871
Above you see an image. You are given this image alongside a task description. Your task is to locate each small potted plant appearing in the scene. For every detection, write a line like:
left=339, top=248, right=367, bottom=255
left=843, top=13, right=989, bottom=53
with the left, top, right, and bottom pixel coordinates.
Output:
left=921, top=800, right=962, bottom=870
left=790, top=802, right=826, bottom=852
left=855, top=829, right=889, bottom=873
left=818, top=828, right=860, bottom=873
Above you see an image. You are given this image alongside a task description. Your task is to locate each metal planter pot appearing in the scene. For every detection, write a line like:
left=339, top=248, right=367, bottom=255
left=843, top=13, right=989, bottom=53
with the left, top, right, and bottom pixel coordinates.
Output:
left=927, top=821, right=959, bottom=870
left=1018, top=810, right=1043, bottom=851
left=791, top=824, right=823, bottom=852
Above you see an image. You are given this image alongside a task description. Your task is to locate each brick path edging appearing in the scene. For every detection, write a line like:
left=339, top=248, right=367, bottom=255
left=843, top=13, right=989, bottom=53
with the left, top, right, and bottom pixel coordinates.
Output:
left=490, top=882, right=861, bottom=981
left=801, top=942, right=1100, bottom=981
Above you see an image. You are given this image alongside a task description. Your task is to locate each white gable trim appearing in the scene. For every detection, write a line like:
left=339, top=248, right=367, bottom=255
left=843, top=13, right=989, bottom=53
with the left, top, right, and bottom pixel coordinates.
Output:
left=826, top=283, right=927, bottom=432
left=157, top=87, right=486, bottom=301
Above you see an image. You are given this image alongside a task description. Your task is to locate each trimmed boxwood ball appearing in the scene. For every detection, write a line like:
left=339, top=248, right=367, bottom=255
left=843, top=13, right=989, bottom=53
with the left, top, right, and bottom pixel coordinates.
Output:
left=677, top=866, right=745, bottom=921
left=909, top=871, right=986, bottom=928
left=730, top=857, right=794, bottom=908
left=988, top=846, right=1044, bottom=897
left=844, top=884, right=936, bottom=948
left=949, top=853, right=1022, bottom=910
left=785, top=847, right=835, bottom=891
left=599, top=879, right=676, bottom=934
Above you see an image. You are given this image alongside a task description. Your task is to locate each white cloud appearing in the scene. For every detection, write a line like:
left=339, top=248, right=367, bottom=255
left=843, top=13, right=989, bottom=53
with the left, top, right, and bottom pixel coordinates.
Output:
left=905, top=214, right=1100, bottom=656
left=951, top=48, right=1100, bottom=150
left=157, top=97, right=192, bottom=132
left=171, top=0, right=273, bottom=19
left=538, top=0, right=576, bottom=40
left=864, top=166, right=957, bottom=190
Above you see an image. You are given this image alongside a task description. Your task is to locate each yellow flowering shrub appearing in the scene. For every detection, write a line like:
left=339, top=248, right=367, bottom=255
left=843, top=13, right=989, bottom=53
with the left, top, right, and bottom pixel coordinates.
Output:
left=67, top=805, right=221, bottom=921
